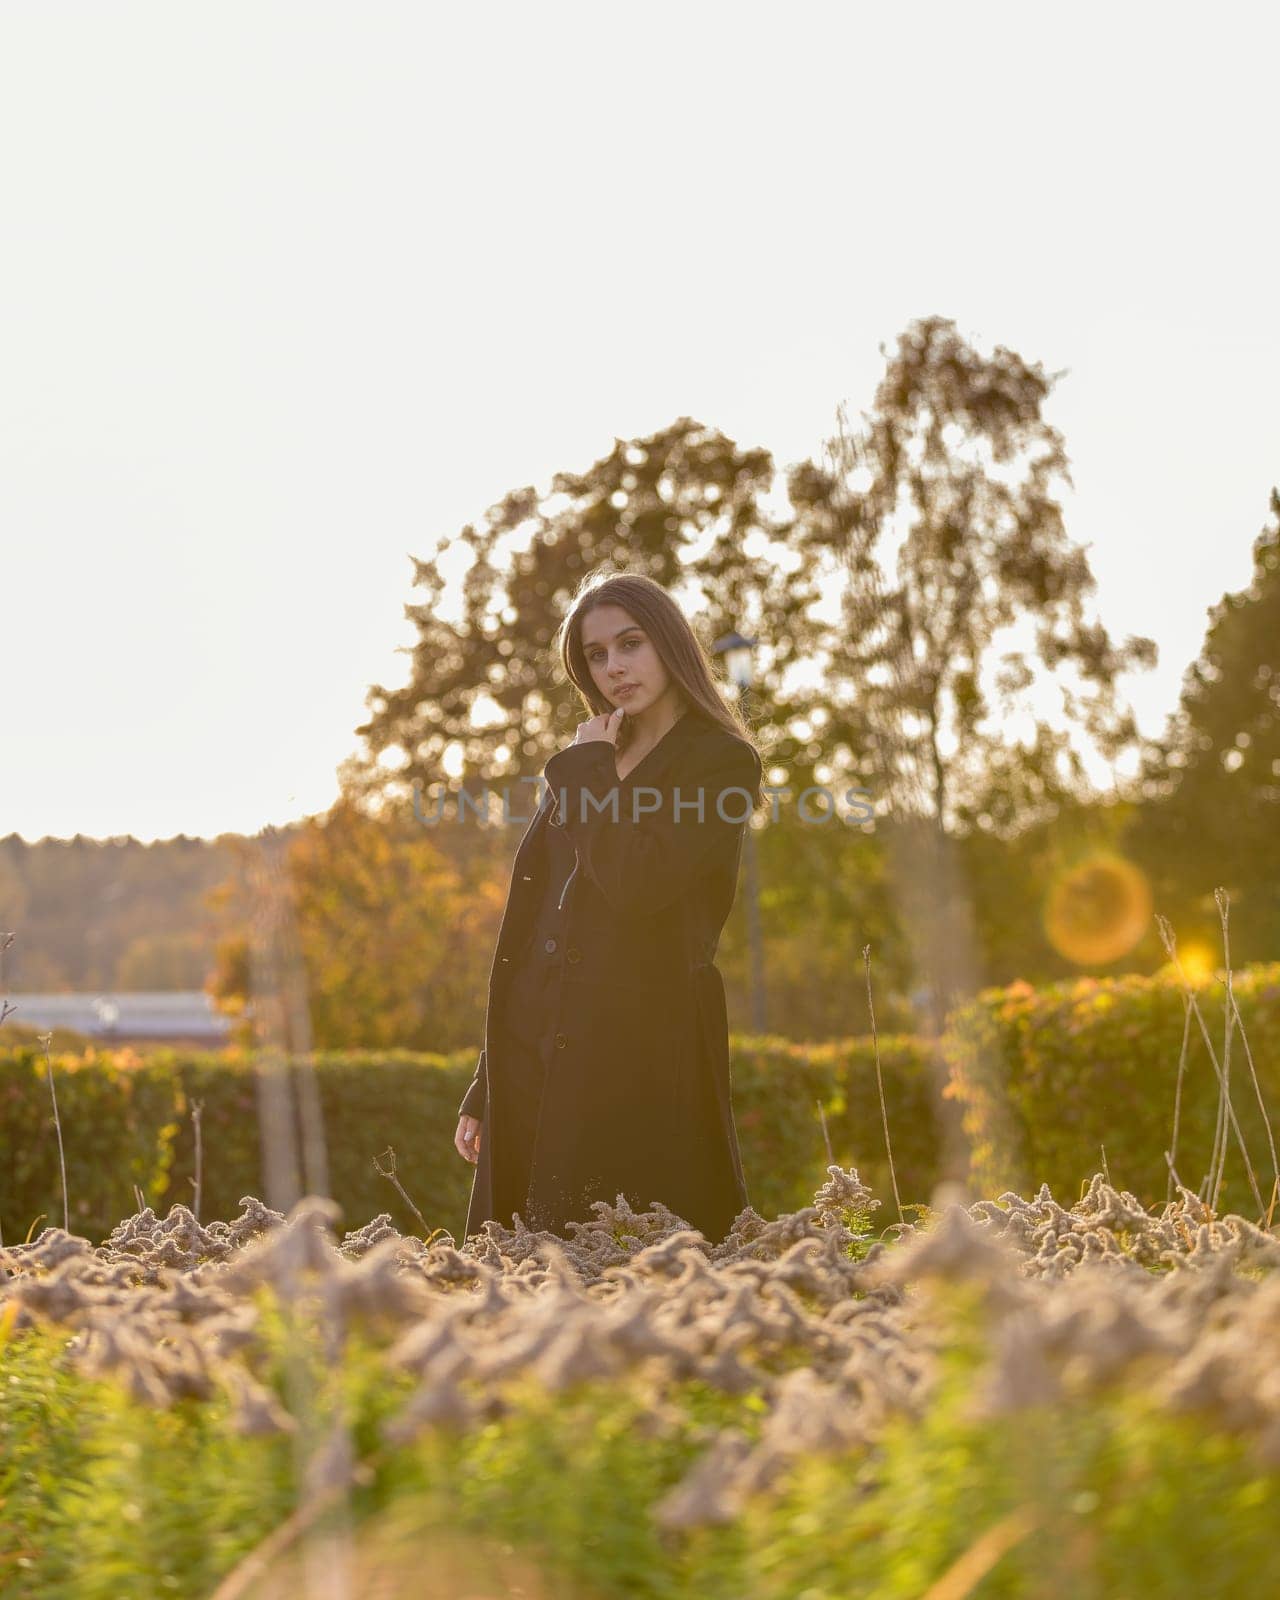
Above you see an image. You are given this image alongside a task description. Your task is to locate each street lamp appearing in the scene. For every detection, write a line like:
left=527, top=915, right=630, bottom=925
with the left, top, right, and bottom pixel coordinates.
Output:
left=712, top=629, right=767, bottom=1036
left=715, top=631, right=756, bottom=694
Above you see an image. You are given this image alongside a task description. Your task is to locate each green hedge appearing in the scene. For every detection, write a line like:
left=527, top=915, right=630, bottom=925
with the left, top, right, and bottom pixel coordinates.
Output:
left=8, top=961, right=1278, bottom=1248
left=1, top=1050, right=184, bottom=1243
left=0, top=1034, right=941, bottom=1247
left=942, top=960, right=1280, bottom=1218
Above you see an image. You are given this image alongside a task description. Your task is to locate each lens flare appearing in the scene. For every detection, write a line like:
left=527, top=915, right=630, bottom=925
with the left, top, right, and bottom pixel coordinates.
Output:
left=1043, top=852, right=1152, bottom=966
left=1159, top=943, right=1218, bottom=985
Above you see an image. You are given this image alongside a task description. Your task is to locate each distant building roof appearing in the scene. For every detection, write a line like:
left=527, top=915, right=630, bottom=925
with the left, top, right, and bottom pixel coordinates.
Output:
left=3, top=991, right=234, bottom=1041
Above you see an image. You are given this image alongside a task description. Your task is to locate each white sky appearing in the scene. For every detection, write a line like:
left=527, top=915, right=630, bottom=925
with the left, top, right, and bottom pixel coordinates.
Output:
left=2, top=2, right=1276, bottom=843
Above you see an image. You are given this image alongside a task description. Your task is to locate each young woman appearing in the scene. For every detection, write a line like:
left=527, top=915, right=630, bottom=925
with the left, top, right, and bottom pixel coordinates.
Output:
left=453, top=569, right=764, bottom=1245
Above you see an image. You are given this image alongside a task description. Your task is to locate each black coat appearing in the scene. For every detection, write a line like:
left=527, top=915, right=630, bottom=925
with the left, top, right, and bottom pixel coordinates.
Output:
left=458, top=708, right=762, bottom=1245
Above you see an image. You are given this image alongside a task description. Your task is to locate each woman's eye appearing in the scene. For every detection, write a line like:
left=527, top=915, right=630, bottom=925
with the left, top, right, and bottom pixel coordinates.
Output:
left=590, top=638, right=641, bottom=663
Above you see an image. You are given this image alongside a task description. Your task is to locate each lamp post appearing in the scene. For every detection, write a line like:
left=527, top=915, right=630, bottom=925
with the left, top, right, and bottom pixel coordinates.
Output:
left=713, top=630, right=767, bottom=1035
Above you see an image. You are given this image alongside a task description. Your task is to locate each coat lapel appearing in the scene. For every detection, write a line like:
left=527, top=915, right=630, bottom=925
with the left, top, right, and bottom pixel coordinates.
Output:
left=491, top=711, right=713, bottom=987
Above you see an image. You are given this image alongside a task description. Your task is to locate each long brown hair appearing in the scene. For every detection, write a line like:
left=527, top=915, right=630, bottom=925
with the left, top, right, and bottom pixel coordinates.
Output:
left=555, top=568, right=764, bottom=811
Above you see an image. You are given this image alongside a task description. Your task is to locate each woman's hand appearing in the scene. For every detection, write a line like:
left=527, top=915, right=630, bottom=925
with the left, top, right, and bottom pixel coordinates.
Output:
left=572, top=707, right=624, bottom=748
left=455, top=1114, right=482, bottom=1164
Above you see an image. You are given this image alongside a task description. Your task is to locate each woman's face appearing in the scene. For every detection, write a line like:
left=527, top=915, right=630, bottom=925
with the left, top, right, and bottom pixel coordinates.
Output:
left=579, top=603, right=677, bottom=718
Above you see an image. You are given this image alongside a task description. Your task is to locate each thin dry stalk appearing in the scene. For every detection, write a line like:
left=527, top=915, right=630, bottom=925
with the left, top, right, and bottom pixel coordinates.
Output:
left=1099, top=1144, right=1111, bottom=1188
left=863, top=944, right=904, bottom=1224
left=132, top=1184, right=145, bottom=1215
left=207, top=1443, right=389, bottom=1600
left=919, top=1504, right=1040, bottom=1600
left=38, top=1032, right=69, bottom=1233
left=189, top=1098, right=205, bottom=1224
left=816, top=1099, right=834, bottom=1168
left=372, top=1146, right=430, bottom=1237
left=1205, top=995, right=1229, bottom=1205
left=1209, top=1009, right=1232, bottom=1210
left=1166, top=993, right=1194, bottom=1204
left=1208, top=890, right=1237, bottom=1209
left=0, top=930, right=15, bottom=1025
left=1218, top=980, right=1279, bottom=1219
left=1190, top=993, right=1259, bottom=1213
left=1154, top=914, right=1264, bottom=1216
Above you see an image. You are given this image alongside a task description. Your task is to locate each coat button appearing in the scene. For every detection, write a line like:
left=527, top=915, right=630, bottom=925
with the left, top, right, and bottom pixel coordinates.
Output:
left=554, top=1031, right=567, bottom=1049
left=544, top=938, right=557, bottom=953
left=566, top=946, right=582, bottom=963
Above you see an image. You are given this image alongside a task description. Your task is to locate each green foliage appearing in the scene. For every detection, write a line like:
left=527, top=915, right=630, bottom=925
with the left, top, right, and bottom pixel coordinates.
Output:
left=1129, top=487, right=1280, bottom=963
left=734, top=1031, right=940, bottom=1225
left=7, top=1286, right=1278, bottom=1598
left=0, top=1320, right=297, bottom=1598
left=731, top=1314, right=1280, bottom=1598
left=0, top=830, right=246, bottom=992
left=0, top=1034, right=943, bottom=1247
left=0, top=1048, right=184, bottom=1243
left=205, top=799, right=505, bottom=1057
left=944, top=960, right=1280, bottom=1218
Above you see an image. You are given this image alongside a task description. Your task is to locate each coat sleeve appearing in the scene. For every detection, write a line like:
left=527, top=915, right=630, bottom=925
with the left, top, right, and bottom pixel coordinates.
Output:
left=541, top=732, right=760, bottom=916
left=458, top=1048, right=486, bottom=1120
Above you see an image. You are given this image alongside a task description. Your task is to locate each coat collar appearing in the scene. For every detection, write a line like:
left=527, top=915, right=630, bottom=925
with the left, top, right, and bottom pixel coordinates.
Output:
left=615, top=704, right=705, bottom=784
left=523, top=707, right=709, bottom=853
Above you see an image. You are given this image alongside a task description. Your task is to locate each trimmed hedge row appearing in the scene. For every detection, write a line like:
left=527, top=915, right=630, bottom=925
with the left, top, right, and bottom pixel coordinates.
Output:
left=0, top=1034, right=941, bottom=1247
left=942, top=960, right=1280, bottom=1219
left=11, top=958, right=1271, bottom=1248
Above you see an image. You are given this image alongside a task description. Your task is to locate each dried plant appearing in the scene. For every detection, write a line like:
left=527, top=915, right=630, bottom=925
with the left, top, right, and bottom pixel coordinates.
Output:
left=4, top=1153, right=1280, bottom=1542
left=1155, top=908, right=1267, bottom=1218
left=189, top=1097, right=205, bottom=1223
left=37, top=1031, right=69, bottom=1234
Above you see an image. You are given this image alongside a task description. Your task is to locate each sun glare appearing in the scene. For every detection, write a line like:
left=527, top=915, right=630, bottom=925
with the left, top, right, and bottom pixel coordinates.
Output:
left=1043, top=852, right=1153, bottom=967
